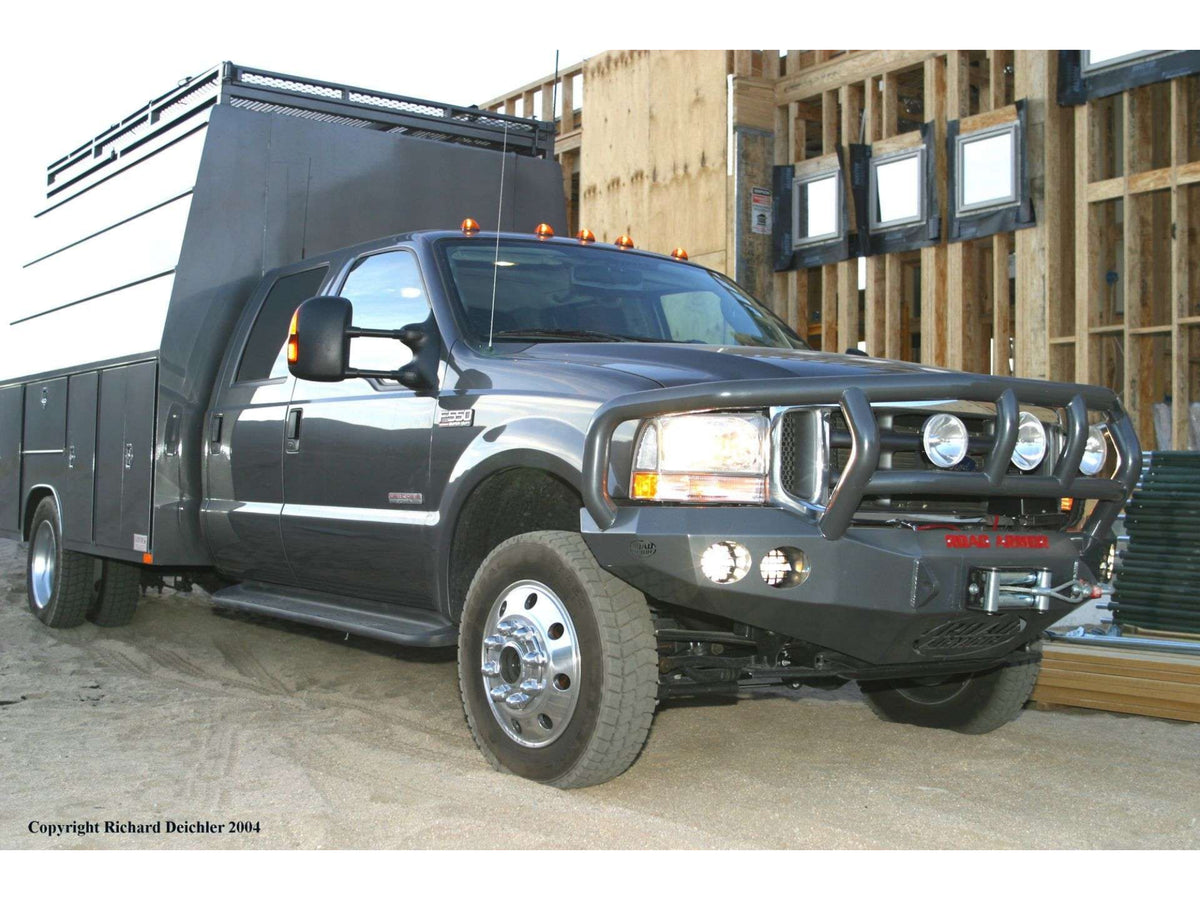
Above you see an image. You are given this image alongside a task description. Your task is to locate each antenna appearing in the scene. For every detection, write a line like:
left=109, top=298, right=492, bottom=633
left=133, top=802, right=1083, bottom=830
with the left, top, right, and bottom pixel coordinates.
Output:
left=551, top=50, right=560, bottom=126
left=487, top=119, right=510, bottom=349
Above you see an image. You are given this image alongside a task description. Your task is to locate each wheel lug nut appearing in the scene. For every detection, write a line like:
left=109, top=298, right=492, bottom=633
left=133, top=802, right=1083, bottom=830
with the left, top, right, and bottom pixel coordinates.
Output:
left=489, top=684, right=513, bottom=701
left=496, top=620, right=516, bottom=636
left=481, top=660, right=500, bottom=677
left=504, top=692, right=531, bottom=710
left=521, top=651, right=547, bottom=667
left=519, top=678, right=544, bottom=696
left=483, top=635, right=504, bottom=649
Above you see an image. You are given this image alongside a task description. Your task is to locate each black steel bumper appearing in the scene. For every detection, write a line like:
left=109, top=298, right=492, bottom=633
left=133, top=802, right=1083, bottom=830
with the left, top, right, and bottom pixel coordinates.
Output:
left=578, top=373, right=1139, bottom=667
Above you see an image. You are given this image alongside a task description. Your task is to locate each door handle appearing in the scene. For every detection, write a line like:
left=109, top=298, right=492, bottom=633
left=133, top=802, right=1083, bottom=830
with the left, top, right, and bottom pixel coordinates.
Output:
left=285, top=408, right=302, bottom=453
left=209, top=414, right=223, bottom=453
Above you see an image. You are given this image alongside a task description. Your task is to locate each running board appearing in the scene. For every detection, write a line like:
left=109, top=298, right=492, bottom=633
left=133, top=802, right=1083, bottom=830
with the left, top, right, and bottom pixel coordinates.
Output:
left=210, top=582, right=457, bottom=647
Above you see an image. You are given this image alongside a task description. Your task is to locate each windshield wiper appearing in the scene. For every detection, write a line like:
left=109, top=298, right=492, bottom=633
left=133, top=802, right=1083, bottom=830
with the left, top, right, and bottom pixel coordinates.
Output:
left=491, top=329, right=663, bottom=343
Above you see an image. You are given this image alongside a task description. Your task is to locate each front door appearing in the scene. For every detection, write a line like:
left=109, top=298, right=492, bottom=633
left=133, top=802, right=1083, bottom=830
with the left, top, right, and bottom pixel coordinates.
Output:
left=280, top=248, right=438, bottom=606
left=203, top=264, right=328, bottom=583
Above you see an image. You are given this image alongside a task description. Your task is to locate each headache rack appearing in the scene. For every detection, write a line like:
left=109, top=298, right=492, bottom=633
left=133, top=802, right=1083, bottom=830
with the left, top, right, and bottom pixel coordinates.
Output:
left=582, top=373, right=1140, bottom=545
left=46, top=61, right=555, bottom=202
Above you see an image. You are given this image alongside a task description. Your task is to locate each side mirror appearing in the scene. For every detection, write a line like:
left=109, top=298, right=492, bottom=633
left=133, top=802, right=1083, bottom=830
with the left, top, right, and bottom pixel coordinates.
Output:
left=288, top=295, right=439, bottom=390
left=288, top=296, right=352, bottom=382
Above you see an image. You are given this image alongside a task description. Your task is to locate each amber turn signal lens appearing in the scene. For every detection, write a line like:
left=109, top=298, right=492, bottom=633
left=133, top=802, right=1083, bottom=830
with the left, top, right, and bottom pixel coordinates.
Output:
left=535, top=222, right=555, bottom=239
left=287, top=309, right=299, bottom=363
left=631, top=471, right=659, bottom=499
left=1059, top=497, right=1074, bottom=512
left=615, top=234, right=635, bottom=250
left=577, top=228, right=596, bottom=243
left=670, top=247, right=688, bottom=261
left=461, top=217, right=481, bottom=235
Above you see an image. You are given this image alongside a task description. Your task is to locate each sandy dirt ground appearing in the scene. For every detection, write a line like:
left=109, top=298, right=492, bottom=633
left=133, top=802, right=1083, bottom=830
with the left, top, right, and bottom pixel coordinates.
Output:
left=1, top=538, right=1197, bottom=850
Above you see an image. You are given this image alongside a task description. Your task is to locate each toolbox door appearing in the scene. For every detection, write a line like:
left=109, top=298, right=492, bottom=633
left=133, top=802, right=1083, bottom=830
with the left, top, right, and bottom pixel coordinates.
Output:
left=62, top=372, right=99, bottom=544
left=95, top=362, right=157, bottom=554
left=0, top=385, right=23, bottom=536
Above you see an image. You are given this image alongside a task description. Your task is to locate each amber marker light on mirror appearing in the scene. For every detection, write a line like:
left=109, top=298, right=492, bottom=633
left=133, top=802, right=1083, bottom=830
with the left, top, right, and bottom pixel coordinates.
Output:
left=461, top=217, right=481, bottom=235
left=286, top=309, right=300, bottom=363
left=577, top=228, right=596, bottom=243
left=670, top=247, right=688, bottom=261
left=535, top=223, right=555, bottom=239
left=615, top=234, right=634, bottom=249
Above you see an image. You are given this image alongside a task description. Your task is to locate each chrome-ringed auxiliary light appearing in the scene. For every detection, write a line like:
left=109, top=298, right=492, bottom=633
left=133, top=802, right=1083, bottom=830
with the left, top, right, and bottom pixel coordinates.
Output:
left=1079, top=424, right=1109, bottom=476
left=922, top=413, right=969, bottom=468
left=1011, top=411, right=1048, bottom=471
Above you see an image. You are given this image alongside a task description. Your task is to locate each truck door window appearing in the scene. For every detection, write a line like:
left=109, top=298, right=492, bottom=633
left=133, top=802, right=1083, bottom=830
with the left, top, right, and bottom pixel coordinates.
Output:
left=236, top=266, right=329, bottom=383
left=338, top=250, right=431, bottom=372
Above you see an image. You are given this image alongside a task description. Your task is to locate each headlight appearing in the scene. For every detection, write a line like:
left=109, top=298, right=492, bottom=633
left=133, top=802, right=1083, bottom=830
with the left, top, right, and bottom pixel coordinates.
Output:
left=921, top=413, right=969, bottom=468
left=1011, top=411, right=1048, bottom=471
left=1079, top=424, right=1108, bottom=475
left=631, top=412, right=768, bottom=503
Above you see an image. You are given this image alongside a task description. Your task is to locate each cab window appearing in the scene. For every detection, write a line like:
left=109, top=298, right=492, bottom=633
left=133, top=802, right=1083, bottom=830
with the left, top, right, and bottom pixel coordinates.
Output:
left=235, top=266, right=328, bottom=383
left=338, top=250, right=431, bottom=372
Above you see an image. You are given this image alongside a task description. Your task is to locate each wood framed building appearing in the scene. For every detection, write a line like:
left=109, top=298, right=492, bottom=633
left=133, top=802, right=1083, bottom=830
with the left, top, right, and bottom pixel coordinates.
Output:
left=483, top=50, right=1200, bottom=451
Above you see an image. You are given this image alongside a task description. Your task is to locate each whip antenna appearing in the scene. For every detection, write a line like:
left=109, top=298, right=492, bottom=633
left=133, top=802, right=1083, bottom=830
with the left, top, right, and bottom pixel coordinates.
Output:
left=488, top=119, right=510, bottom=349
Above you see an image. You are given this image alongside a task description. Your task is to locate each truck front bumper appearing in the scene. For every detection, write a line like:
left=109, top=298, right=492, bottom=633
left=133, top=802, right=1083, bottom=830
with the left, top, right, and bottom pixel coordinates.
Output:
left=582, top=505, right=1098, bottom=667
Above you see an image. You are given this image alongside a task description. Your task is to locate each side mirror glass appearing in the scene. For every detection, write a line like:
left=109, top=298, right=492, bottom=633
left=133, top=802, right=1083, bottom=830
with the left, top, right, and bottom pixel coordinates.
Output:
left=288, top=296, right=352, bottom=382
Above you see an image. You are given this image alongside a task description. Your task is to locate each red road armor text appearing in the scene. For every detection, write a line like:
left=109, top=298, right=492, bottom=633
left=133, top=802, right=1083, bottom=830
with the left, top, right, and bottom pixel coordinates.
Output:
left=944, top=533, right=1050, bottom=550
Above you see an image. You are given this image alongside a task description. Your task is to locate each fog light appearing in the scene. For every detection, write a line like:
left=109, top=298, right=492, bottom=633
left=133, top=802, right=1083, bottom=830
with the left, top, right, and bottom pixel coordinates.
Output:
left=1011, top=411, right=1047, bottom=471
left=1079, top=424, right=1108, bottom=476
left=699, top=541, right=751, bottom=585
left=922, top=413, right=969, bottom=468
left=760, top=547, right=809, bottom=588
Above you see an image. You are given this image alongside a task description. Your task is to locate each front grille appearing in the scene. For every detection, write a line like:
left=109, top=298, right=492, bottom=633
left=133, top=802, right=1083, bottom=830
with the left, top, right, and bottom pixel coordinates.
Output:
left=779, top=403, right=1068, bottom=522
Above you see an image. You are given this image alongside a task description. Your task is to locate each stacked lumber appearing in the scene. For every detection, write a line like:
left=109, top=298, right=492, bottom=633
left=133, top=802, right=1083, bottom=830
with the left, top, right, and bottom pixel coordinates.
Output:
left=1031, top=642, right=1200, bottom=724
left=1112, top=451, right=1200, bottom=635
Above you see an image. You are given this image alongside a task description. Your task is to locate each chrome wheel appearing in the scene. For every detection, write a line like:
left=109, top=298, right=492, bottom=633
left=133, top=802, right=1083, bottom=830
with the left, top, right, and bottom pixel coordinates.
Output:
left=480, top=579, right=581, bottom=748
left=30, top=520, right=57, bottom=610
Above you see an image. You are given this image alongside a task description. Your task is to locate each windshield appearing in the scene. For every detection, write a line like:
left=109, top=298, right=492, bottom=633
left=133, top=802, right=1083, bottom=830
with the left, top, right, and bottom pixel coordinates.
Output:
left=438, top=239, right=808, bottom=349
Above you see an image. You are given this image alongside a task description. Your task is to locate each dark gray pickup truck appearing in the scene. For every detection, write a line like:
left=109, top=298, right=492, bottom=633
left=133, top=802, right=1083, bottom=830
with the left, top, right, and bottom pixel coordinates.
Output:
left=3, top=64, right=1138, bottom=788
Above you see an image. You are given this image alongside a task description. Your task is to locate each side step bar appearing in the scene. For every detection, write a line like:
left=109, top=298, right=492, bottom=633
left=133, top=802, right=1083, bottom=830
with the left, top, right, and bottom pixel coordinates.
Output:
left=210, top=582, right=457, bottom=648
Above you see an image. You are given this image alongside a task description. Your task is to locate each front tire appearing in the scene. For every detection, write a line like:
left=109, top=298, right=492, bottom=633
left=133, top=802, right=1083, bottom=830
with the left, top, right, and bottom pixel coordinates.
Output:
left=26, top=496, right=96, bottom=628
left=458, top=531, right=658, bottom=788
left=858, top=646, right=1042, bottom=734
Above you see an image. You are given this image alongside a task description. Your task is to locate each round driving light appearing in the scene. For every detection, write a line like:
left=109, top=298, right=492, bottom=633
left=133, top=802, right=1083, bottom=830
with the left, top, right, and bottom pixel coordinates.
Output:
left=1079, top=424, right=1108, bottom=476
left=759, top=547, right=810, bottom=588
left=922, top=413, right=969, bottom=468
left=1011, top=411, right=1048, bottom=471
left=699, top=541, right=751, bottom=585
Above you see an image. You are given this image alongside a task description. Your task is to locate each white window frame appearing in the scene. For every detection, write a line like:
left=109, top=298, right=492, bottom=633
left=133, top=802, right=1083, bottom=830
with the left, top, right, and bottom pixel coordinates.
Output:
left=791, top=169, right=843, bottom=249
left=868, top=146, right=926, bottom=232
left=955, top=121, right=1020, bottom=216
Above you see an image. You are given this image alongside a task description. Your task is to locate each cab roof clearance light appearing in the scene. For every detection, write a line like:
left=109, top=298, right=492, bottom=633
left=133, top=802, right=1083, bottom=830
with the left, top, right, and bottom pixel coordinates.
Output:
left=670, top=247, right=689, bottom=261
left=461, top=217, right=481, bottom=235
left=615, top=234, right=635, bottom=250
left=577, top=228, right=596, bottom=243
left=535, top=223, right=555, bottom=239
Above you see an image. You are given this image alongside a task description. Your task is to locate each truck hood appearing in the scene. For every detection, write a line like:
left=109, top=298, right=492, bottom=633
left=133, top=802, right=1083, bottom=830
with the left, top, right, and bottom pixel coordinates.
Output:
left=515, top=342, right=949, bottom=388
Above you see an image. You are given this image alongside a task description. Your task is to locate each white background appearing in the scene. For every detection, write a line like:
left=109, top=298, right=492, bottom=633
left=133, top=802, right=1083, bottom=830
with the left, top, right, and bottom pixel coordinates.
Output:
left=1, top=0, right=1191, bottom=885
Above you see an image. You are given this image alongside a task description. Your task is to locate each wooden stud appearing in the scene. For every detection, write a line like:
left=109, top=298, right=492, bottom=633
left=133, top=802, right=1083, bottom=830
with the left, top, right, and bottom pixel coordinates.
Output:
left=993, top=231, right=1012, bottom=374
left=541, top=81, right=555, bottom=123
left=560, top=74, right=575, bottom=132
left=945, top=52, right=974, bottom=371
left=1171, top=77, right=1192, bottom=449
left=837, top=83, right=863, bottom=353
left=920, top=55, right=947, bottom=366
